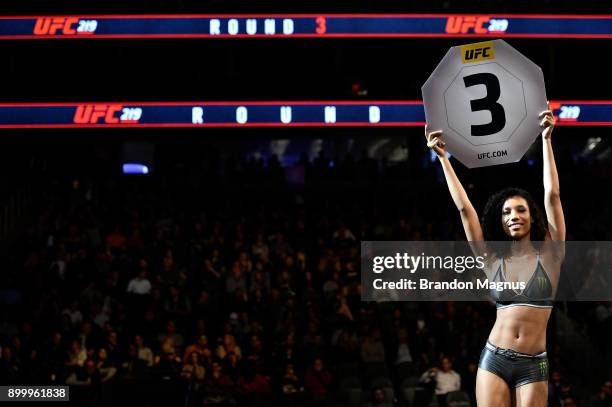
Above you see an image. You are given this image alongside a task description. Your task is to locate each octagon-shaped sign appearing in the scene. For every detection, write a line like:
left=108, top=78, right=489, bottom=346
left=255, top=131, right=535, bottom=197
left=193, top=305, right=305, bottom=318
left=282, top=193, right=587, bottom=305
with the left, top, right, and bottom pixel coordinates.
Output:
left=421, top=40, right=548, bottom=168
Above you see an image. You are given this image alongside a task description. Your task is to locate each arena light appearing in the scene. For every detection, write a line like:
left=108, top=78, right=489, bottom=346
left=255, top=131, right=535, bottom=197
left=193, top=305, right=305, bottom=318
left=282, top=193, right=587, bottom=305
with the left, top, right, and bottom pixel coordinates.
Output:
left=122, top=163, right=150, bottom=175
left=587, top=137, right=602, bottom=150
left=580, top=137, right=604, bottom=158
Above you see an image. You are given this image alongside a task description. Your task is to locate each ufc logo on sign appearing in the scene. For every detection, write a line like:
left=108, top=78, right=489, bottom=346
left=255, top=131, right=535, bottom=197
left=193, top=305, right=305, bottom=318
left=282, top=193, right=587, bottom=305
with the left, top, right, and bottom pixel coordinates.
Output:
left=33, top=17, right=80, bottom=35
left=460, top=41, right=496, bottom=64
left=445, top=16, right=490, bottom=34
left=74, top=105, right=123, bottom=124
left=464, top=47, right=492, bottom=61
left=33, top=17, right=97, bottom=35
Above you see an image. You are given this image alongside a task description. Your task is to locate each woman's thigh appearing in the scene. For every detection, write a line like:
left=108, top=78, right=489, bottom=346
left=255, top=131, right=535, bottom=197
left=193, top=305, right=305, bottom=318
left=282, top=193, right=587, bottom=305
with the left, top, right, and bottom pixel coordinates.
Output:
left=513, top=380, right=548, bottom=407
left=476, top=368, right=511, bottom=407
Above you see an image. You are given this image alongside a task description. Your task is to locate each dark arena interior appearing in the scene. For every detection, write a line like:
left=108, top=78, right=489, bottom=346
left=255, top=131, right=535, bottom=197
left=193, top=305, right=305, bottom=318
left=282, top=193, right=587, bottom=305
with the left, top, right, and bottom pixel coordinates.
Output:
left=0, top=1, right=610, bottom=406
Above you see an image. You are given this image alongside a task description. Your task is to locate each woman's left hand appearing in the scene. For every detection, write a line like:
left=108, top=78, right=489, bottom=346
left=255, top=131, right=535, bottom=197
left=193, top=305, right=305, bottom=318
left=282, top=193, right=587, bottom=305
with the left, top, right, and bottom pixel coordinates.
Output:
left=539, top=105, right=555, bottom=140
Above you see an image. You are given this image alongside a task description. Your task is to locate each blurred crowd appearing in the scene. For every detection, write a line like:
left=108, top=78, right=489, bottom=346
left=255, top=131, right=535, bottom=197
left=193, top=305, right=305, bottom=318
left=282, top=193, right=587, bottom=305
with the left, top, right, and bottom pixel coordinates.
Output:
left=0, top=146, right=610, bottom=406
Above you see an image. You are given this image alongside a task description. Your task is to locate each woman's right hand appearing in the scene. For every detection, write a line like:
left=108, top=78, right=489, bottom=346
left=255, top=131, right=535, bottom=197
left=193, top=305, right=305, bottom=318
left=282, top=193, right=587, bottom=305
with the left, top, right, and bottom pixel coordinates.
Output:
left=425, top=125, right=446, bottom=158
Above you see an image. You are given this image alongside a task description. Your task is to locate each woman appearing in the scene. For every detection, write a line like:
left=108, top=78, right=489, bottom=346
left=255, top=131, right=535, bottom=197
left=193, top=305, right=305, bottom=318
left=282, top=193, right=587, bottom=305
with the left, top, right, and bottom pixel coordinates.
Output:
left=65, top=339, right=87, bottom=368
left=216, top=333, right=242, bottom=360
left=426, top=107, right=565, bottom=406
left=181, top=352, right=206, bottom=387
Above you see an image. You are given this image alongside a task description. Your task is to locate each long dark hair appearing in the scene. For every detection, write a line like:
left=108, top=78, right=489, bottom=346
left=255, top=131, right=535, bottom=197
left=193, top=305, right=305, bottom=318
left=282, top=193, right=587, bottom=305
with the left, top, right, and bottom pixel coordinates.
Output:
left=481, top=187, right=547, bottom=258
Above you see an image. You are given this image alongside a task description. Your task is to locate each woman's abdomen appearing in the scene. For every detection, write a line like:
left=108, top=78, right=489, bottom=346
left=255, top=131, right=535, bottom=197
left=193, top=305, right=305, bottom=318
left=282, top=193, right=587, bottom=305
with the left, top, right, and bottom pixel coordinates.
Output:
left=488, top=306, right=551, bottom=353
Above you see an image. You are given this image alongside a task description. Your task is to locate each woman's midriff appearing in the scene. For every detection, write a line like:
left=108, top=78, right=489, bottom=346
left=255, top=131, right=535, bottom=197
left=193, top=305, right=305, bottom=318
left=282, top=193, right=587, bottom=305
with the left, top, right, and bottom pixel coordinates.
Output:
left=488, top=306, right=551, bottom=354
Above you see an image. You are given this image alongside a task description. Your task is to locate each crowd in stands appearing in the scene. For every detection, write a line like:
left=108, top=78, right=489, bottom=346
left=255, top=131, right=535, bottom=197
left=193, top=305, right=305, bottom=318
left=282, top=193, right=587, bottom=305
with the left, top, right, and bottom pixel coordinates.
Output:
left=0, top=144, right=610, bottom=406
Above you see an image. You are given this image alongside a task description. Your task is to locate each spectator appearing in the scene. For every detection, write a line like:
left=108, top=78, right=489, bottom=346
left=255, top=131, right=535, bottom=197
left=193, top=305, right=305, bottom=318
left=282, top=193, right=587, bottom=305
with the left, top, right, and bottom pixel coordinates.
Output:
left=237, top=360, right=272, bottom=403
left=394, top=327, right=413, bottom=366
left=562, top=396, right=579, bottom=407
left=588, top=380, right=612, bottom=407
left=157, top=251, right=186, bottom=288
left=270, top=232, right=293, bottom=259
left=62, top=301, right=83, bottom=326
left=419, top=357, right=461, bottom=407
left=105, top=330, right=121, bottom=365
left=203, top=360, right=235, bottom=405
left=216, top=334, right=242, bottom=361
left=200, top=258, right=222, bottom=291
left=152, top=350, right=181, bottom=381
left=41, top=331, right=66, bottom=382
left=95, top=348, right=117, bottom=381
left=66, top=339, right=87, bottom=368
left=245, top=334, right=266, bottom=373
left=120, top=344, right=148, bottom=382
left=226, top=261, right=247, bottom=296
left=251, top=233, right=270, bottom=262
left=332, top=328, right=359, bottom=365
left=322, top=271, right=341, bottom=298
left=92, top=303, right=110, bottom=329
left=181, top=352, right=206, bottom=386
left=336, top=292, right=354, bottom=322
left=96, top=348, right=109, bottom=369
left=66, top=358, right=114, bottom=386
left=0, top=346, right=21, bottom=384
left=280, top=363, right=303, bottom=405
left=549, top=369, right=564, bottom=407
left=250, top=264, right=271, bottom=295
left=361, top=328, right=385, bottom=363
left=126, top=269, right=152, bottom=295
left=157, top=320, right=184, bottom=353
left=304, top=357, right=332, bottom=403
left=77, top=320, right=98, bottom=351
left=134, top=335, right=154, bottom=367
left=332, top=224, right=356, bottom=251
left=182, top=352, right=206, bottom=406
left=106, top=225, right=126, bottom=253
left=164, top=285, right=192, bottom=318
left=274, top=333, right=299, bottom=372
left=127, top=227, right=145, bottom=251
left=365, top=387, right=394, bottom=407
left=462, top=361, right=478, bottom=406
left=183, top=334, right=211, bottom=365
left=223, top=352, right=241, bottom=381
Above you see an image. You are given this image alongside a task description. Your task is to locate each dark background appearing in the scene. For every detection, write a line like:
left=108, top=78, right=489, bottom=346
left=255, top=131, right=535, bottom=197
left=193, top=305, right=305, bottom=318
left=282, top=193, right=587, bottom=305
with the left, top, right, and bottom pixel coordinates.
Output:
left=0, top=1, right=610, bottom=407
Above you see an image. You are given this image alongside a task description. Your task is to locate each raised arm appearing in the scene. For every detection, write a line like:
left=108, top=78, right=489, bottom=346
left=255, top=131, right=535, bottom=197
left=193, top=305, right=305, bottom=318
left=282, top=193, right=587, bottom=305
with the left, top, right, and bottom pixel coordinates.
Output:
left=539, top=109, right=566, bottom=242
left=425, top=126, right=484, bottom=243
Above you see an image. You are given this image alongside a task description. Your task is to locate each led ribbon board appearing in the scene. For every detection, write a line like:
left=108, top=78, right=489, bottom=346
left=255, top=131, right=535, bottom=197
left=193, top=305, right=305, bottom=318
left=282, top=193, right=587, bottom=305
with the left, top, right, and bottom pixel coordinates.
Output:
left=0, top=101, right=608, bottom=128
left=0, top=14, right=611, bottom=39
